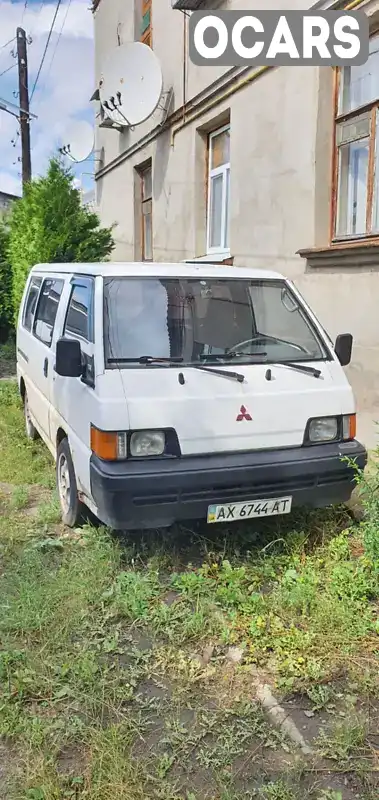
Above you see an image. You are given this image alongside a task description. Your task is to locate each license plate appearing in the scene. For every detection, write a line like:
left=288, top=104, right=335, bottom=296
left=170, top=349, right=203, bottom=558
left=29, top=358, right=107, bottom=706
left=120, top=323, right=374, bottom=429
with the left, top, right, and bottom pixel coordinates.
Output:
left=207, top=496, right=292, bottom=524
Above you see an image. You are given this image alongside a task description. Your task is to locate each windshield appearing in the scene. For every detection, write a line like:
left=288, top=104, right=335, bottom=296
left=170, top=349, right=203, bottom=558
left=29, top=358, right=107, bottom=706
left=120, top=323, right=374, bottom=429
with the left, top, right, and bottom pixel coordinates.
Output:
left=103, top=277, right=329, bottom=366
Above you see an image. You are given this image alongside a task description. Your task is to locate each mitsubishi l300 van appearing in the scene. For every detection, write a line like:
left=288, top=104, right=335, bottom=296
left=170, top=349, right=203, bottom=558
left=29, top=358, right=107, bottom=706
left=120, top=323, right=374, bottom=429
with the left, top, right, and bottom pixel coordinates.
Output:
left=16, top=262, right=367, bottom=530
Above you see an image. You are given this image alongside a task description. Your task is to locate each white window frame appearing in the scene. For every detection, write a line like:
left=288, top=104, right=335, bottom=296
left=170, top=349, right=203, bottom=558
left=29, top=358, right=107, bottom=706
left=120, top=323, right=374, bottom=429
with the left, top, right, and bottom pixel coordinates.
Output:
left=334, top=33, right=379, bottom=240
left=206, top=124, right=230, bottom=256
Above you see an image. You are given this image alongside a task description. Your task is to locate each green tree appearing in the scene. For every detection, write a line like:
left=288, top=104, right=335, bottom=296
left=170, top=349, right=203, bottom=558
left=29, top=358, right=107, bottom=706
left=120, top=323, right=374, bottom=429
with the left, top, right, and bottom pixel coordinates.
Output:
left=8, top=157, right=114, bottom=321
left=0, top=218, right=12, bottom=342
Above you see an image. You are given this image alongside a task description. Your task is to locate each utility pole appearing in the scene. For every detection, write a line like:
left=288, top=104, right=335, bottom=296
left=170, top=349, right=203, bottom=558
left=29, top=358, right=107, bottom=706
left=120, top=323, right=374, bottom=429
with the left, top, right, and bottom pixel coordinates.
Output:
left=16, top=27, right=31, bottom=187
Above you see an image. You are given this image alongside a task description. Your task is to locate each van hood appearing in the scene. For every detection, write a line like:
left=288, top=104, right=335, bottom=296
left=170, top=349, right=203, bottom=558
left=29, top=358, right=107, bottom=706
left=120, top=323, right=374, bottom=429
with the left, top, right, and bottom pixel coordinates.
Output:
left=115, top=361, right=355, bottom=455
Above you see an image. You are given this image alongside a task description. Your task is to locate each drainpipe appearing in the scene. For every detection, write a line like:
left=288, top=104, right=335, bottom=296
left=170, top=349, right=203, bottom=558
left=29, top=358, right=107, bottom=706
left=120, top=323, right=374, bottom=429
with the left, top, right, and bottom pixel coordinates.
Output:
left=182, top=11, right=187, bottom=118
left=170, top=0, right=367, bottom=147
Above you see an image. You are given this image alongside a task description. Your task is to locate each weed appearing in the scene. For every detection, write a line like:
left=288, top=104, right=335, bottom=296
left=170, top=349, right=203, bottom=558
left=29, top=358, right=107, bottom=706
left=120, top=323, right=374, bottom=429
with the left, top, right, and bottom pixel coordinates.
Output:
left=0, top=382, right=54, bottom=487
left=36, top=494, right=62, bottom=525
left=0, top=338, right=16, bottom=377
left=0, top=376, right=379, bottom=799
left=347, top=455, right=379, bottom=566
left=317, top=715, right=369, bottom=764
left=104, top=568, right=161, bottom=620
left=82, top=723, right=148, bottom=799
left=306, top=684, right=335, bottom=712
left=259, top=781, right=298, bottom=800
left=9, top=485, right=29, bottom=511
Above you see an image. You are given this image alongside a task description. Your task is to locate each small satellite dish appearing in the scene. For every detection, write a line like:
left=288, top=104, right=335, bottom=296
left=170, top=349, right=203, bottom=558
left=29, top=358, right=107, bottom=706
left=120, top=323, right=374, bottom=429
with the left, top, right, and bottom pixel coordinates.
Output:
left=99, top=42, right=163, bottom=127
left=59, top=120, right=94, bottom=163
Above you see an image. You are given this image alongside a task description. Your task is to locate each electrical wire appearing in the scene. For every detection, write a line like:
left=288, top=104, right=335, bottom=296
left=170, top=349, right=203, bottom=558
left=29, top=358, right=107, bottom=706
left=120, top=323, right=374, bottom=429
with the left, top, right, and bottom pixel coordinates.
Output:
left=30, top=0, right=62, bottom=103
left=0, top=36, right=16, bottom=50
left=0, top=62, right=17, bottom=80
left=20, top=0, right=28, bottom=27
left=45, top=0, right=72, bottom=78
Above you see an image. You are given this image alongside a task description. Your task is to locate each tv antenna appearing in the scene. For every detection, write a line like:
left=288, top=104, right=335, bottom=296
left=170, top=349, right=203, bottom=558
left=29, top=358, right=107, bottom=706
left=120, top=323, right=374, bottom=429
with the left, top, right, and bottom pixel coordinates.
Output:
left=99, top=41, right=163, bottom=128
left=59, top=120, right=94, bottom=163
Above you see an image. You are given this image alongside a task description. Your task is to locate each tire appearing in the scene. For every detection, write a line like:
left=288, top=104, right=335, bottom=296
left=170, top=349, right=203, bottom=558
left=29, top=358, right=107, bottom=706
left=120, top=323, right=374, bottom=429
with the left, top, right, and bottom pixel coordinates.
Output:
left=24, top=392, right=39, bottom=441
left=56, top=438, right=85, bottom=527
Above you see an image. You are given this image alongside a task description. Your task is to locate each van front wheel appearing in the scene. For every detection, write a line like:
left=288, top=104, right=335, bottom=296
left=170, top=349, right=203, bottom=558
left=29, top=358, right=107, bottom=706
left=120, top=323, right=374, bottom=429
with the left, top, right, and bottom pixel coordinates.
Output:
left=56, top=439, right=84, bottom=527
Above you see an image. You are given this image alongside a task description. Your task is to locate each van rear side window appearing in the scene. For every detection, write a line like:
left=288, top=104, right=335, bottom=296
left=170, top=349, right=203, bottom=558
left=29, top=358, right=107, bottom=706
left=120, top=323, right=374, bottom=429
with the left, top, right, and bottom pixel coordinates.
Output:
left=23, top=277, right=42, bottom=331
left=33, top=278, right=64, bottom=347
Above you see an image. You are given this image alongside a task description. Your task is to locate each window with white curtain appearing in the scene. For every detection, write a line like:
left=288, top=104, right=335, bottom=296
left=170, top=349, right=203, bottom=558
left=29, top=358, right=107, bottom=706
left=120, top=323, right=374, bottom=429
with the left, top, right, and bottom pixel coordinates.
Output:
left=207, top=125, right=230, bottom=253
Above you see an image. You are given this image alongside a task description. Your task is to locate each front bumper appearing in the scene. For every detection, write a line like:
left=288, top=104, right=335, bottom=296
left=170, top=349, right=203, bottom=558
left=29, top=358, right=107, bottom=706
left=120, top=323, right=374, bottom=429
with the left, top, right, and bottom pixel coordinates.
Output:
left=89, top=439, right=367, bottom=531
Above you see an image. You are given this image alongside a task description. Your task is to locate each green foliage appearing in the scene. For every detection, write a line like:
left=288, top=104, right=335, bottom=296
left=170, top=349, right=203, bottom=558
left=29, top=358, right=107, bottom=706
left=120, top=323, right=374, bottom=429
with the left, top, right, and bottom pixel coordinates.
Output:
left=0, top=380, right=54, bottom=486
left=260, top=782, right=297, bottom=800
left=0, top=392, right=379, bottom=798
left=0, top=338, right=16, bottom=377
left=7, top=157, right=114, bottom=322
left=345, top=454, right=379, bottom=567
left=0, top=218, right=12, bottom=340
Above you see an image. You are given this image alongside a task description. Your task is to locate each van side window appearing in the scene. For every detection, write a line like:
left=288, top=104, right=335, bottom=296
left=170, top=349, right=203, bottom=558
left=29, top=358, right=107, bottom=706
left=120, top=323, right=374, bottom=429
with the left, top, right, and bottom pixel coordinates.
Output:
left=33, top=278, right=64, bottom=347
left=63, top=282, right=93, bottom=342
left=22, top=277, right=42, bottom=331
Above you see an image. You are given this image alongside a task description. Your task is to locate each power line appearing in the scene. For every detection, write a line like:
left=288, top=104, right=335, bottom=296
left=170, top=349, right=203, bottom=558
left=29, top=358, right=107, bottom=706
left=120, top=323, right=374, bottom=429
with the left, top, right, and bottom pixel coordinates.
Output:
left=46, top=0, right=72, bottom=77
left=30, top=0, right=62, bottom=103
left=20, top=1, right=28, bottom=27
left=0, top=36, right=16, bottom=50
left=0, top=62, right=17, bottom=79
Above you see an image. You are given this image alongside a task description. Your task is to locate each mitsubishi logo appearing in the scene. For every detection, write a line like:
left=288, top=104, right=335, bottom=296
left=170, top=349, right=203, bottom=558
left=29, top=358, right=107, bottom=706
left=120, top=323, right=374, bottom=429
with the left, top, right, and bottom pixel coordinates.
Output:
left=236, top=404, right=252, bottom=421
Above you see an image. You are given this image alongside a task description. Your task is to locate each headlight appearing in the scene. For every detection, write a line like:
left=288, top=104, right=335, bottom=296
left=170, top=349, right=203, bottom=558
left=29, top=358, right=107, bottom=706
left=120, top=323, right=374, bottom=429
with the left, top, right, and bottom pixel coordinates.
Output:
left=130, top=430, right=165, bottom=457
left=308, top=417, right=338, bottom=443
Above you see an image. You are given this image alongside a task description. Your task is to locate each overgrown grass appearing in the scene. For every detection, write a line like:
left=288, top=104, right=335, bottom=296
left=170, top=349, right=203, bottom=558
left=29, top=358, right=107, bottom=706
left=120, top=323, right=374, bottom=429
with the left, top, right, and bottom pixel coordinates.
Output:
left=0, top=337, right=16, bottom=378
left=0, top=382, right=54, bottom=486
left=0, top=380, right=378, bottom=799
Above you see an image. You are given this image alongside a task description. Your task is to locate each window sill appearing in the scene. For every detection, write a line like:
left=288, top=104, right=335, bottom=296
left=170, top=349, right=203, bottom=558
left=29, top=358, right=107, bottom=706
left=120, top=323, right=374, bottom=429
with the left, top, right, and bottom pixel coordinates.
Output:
left=297, top=239, right=379, bottom=268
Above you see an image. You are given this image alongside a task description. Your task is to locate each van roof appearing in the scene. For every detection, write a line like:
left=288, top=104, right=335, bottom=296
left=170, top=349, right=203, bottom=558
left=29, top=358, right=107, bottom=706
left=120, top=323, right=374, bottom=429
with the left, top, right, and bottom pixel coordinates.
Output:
left=30, top=262, right=284, bottom=281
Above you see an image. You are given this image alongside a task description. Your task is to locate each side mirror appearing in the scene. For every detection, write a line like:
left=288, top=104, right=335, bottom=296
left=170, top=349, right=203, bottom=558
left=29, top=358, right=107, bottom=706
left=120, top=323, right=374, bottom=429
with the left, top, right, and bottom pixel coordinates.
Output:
left=334, top=333, right=353, bottom=367
left=55, top=338, right=83, bottom=378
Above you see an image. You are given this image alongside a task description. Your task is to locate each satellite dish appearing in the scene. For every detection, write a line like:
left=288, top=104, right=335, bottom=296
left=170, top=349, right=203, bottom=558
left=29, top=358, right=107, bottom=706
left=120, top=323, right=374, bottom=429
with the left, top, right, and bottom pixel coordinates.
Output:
left=59, top=120, right=94, bottom=163
left=99, top=42, right=163, bottom=127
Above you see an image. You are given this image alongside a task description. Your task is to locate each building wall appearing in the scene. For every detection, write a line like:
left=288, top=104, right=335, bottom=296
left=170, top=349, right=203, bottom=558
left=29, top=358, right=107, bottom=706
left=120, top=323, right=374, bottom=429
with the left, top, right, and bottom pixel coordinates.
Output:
left=93, top=0, right=379, bottom=414
left=0, top=191, right=18, bottom=217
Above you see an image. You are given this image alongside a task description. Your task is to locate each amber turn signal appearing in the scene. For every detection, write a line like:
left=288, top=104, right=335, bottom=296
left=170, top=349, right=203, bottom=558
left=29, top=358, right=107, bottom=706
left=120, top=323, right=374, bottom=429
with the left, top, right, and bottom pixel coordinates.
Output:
left=342, top=414, right=356, bottom=441
left=90, top=425, right=127, bottom=461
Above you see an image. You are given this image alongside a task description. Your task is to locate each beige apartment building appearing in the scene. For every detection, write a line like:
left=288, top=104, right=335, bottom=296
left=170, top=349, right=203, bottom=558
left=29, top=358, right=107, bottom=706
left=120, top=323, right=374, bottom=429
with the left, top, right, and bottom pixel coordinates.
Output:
left=92, top=0, right=379, bottom=432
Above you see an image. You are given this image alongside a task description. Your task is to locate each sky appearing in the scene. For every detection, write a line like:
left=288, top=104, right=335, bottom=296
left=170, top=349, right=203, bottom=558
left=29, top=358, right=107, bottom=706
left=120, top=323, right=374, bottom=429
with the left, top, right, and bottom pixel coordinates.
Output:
left=0, top=0, right=95, bottom=199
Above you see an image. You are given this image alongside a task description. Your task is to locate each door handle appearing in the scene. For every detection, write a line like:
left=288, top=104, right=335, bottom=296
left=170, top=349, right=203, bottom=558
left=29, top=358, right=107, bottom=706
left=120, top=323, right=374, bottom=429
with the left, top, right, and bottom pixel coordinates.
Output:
left=43, top=357, right=48, bottom=377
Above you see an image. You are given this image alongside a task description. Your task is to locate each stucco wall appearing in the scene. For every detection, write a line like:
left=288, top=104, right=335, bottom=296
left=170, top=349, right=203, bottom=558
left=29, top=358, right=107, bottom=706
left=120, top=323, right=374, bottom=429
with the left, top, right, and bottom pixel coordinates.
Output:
left=93, top=0, right=379, bottom=415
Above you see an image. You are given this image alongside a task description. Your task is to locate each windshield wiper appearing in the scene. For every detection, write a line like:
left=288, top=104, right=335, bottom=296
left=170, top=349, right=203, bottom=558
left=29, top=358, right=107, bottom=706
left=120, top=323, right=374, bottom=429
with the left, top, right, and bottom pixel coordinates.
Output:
left=273, top=362, right=321, bottom=378
left=107, top=356, right=184, bottom=365
left=199, top=352, right=267, bottom=361
left=107, top=354, right=319, bottom=379
left=191, top=364, right=245, bottom=383
left=108, top=355, right=245, bottom=382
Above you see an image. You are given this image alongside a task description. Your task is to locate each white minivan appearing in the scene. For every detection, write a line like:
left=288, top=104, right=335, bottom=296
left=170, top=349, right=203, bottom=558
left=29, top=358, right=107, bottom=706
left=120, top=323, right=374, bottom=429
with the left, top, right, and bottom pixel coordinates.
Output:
left=16, top=262, right=367, bottom=530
